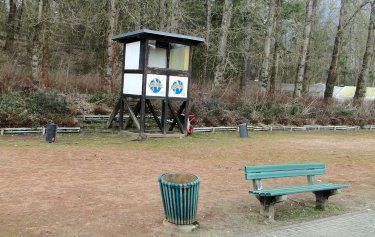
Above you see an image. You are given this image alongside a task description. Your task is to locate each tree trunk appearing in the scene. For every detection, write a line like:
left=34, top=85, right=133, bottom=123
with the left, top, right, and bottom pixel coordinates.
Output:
left=269, top=0, right=283, bottom=95
left=169, top=0, right=179, bottom=32
left=104, top=0, right=120, bottom=94
left=324, top=0, right=346, bottom=100
left=3, top=0, right=17, bottom=51
left=31, top=0, right=44, bottom=84
left=41, top=0, right=50, bottom=88
left=260, top=0, right=276, bottom=91
left=202, top=0, right=212, bottom=83
left=354, top=1, right=375, bottom=103
left=213, top=0, right=233, bottom=88
left=241, top=0, right=254, bottom=91
left=294, top=0, right=314, bottom=98
left=15, top=0, right=25, bottom=34
left=159, top=0, right=168, bottom=31
left=302, top=0, right=318, bottom=93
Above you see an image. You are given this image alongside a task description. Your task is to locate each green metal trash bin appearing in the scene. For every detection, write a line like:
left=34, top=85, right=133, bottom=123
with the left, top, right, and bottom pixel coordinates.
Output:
left=158, top=173, right=200, bottom=225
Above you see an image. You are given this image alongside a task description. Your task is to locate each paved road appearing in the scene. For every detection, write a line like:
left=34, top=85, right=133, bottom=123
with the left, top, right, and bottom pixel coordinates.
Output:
left=240, top=210, right=375, bottom=237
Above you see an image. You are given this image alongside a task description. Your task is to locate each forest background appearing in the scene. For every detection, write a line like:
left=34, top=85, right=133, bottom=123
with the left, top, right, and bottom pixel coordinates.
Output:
left=1, top=0, right=375, bottom=128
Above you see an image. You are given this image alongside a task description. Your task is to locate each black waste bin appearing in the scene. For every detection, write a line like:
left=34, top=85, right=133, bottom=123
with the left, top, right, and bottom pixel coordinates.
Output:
left=158, top=173, right=200, bottom=225
left=46, top=123, right=57, bottom=143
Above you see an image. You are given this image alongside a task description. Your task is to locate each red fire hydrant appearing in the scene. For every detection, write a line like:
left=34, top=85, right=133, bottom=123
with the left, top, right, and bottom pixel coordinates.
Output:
left=187, top=114, right=196, bottom=135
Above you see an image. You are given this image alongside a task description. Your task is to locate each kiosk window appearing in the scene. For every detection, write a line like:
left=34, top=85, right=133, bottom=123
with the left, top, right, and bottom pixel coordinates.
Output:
left=170, top=44, right=190, bottom=71
left=148, top=40, right=167, bottom=68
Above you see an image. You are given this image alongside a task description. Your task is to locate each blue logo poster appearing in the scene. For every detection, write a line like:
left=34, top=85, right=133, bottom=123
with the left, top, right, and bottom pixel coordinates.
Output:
left=169, top=76, right=188, bottom=98
left=148, top=78, right=163, bottom=93
left=146, top=74, right=166, bottom=97
left=171, top=80, right=184, bottom=95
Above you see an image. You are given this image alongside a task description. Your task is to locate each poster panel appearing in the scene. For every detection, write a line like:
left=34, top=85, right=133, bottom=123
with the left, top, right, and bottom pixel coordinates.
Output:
left=125, top=41, right=140, bottom=69
left=168, top=76, right=188, bottom=98
left=123, top=73, right=143, bottom=95
left=146, top=74, right=167, bottom=97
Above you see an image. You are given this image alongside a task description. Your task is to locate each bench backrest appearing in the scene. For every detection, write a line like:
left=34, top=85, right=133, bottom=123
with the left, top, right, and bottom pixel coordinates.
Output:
left=244, top=163, right=326, bottom=180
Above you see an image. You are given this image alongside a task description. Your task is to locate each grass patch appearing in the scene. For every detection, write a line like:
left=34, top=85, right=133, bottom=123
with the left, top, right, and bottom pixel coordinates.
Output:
left=245, top=200, right=342, bottom=225
left=245, top=213, right=273, bottom=225
left=0, top=132, right=241, bottom=149
left=275, top=200, right=340, bottom=221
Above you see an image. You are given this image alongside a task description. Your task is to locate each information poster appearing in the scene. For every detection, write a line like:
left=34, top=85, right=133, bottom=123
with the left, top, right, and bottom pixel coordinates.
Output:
left=169, top=76, right=188, bottom=98
left=146, top=74, right=167, bottom=97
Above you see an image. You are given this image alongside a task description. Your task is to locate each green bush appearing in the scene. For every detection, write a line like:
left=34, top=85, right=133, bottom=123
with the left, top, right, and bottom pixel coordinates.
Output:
left=0, top=90, right=73, bottom=127
left=0, top=92, right=30, bottom=127
left=88, top=91, right=117, bottom=106
left=28, top=90, right=70, bottom=115
left=88, top=91, right=107, bottom=103
left=0, top=92, right=28, bottom=116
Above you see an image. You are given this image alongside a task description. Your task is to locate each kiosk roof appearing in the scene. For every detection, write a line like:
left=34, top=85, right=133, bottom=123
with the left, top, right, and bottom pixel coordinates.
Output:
left=112, top=29, right=204, bottom=45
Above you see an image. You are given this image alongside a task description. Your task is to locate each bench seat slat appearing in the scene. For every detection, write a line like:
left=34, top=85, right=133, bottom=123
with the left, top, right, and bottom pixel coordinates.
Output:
left=245, top=163, right=325, bottom=173
left=250, top=183, right=350, bottom=197
left=246, top=169, right=326, bottom=179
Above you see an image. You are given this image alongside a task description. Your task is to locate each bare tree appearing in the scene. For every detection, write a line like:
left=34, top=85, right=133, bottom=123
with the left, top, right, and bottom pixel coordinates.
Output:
left=354, top=1, right=375, bottom=103
left=260, top=0, right=276, bottom=91
left=269, top=0, right=283, bottom=95
left=104, top=0, right=120, bottom=94
left=213, top=0, right=233, bottom=88
left=40, top=0, right=50, bottom=88
left=202, top=0, right=212, bottom=83
left=15, top=0, right=25, bottom=34
left=169, top=0, right=179, bottom=32
left=159, top=0, right=168, bottom=31
left=324, top=0, right=370, bottom=99
left=241, top=0, right=255, bottom=91
left=294, top=0, right=314, bottom=97
left=324, top=0, right=346, bottom=99
left=302, top=0, right=318, bottom=93
left=3, top=0, right=17, bottom=51
left=31, top=0, right=43, bottom=85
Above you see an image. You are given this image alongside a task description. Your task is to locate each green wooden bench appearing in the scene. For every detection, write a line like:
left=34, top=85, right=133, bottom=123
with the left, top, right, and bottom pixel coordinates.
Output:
left=244, top=163, right=350, bottom=220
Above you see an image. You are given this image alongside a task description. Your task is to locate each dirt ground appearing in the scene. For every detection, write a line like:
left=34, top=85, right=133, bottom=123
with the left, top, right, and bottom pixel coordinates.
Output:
left=0, top=131, right=374, bottom=237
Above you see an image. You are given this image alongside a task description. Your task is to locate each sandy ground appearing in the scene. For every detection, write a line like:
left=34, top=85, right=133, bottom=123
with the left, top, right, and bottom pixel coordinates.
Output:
left=0, top=131, right=374, bottom=237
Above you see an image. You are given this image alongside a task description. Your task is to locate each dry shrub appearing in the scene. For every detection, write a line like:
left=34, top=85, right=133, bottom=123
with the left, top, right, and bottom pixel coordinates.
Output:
left=93, top=104, right=112, bottom=115
left=290, top=117, right=306, bottom=126
left=366, top=116, right=375, bottom=125
left=0, top=62, right=22, bottom=92
left=277, top=116, right=290, bottom=125
left=0, top=114, right=17, bottom=127
left=37, top=115, right=79, bottom=127
left=50, top=72, right=100, bottom=93
left=316, top=116, right=330, bottom=125
left=219, top=113, right=237, bottom=125
left=51, top=116, right=79, bottom=127
left=66, top=94, right=95, bottom=115
left=0, top=62, right=15, bottom=92
left=203, top=116, right=219, bottom=127
left=262, top=118, right=274, bottom=125
left=190, top=84, right=375, bottom=127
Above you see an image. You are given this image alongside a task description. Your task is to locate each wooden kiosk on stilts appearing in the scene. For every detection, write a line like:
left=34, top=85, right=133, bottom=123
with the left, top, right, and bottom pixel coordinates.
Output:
left=107, top=29, right=204, bottom=138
